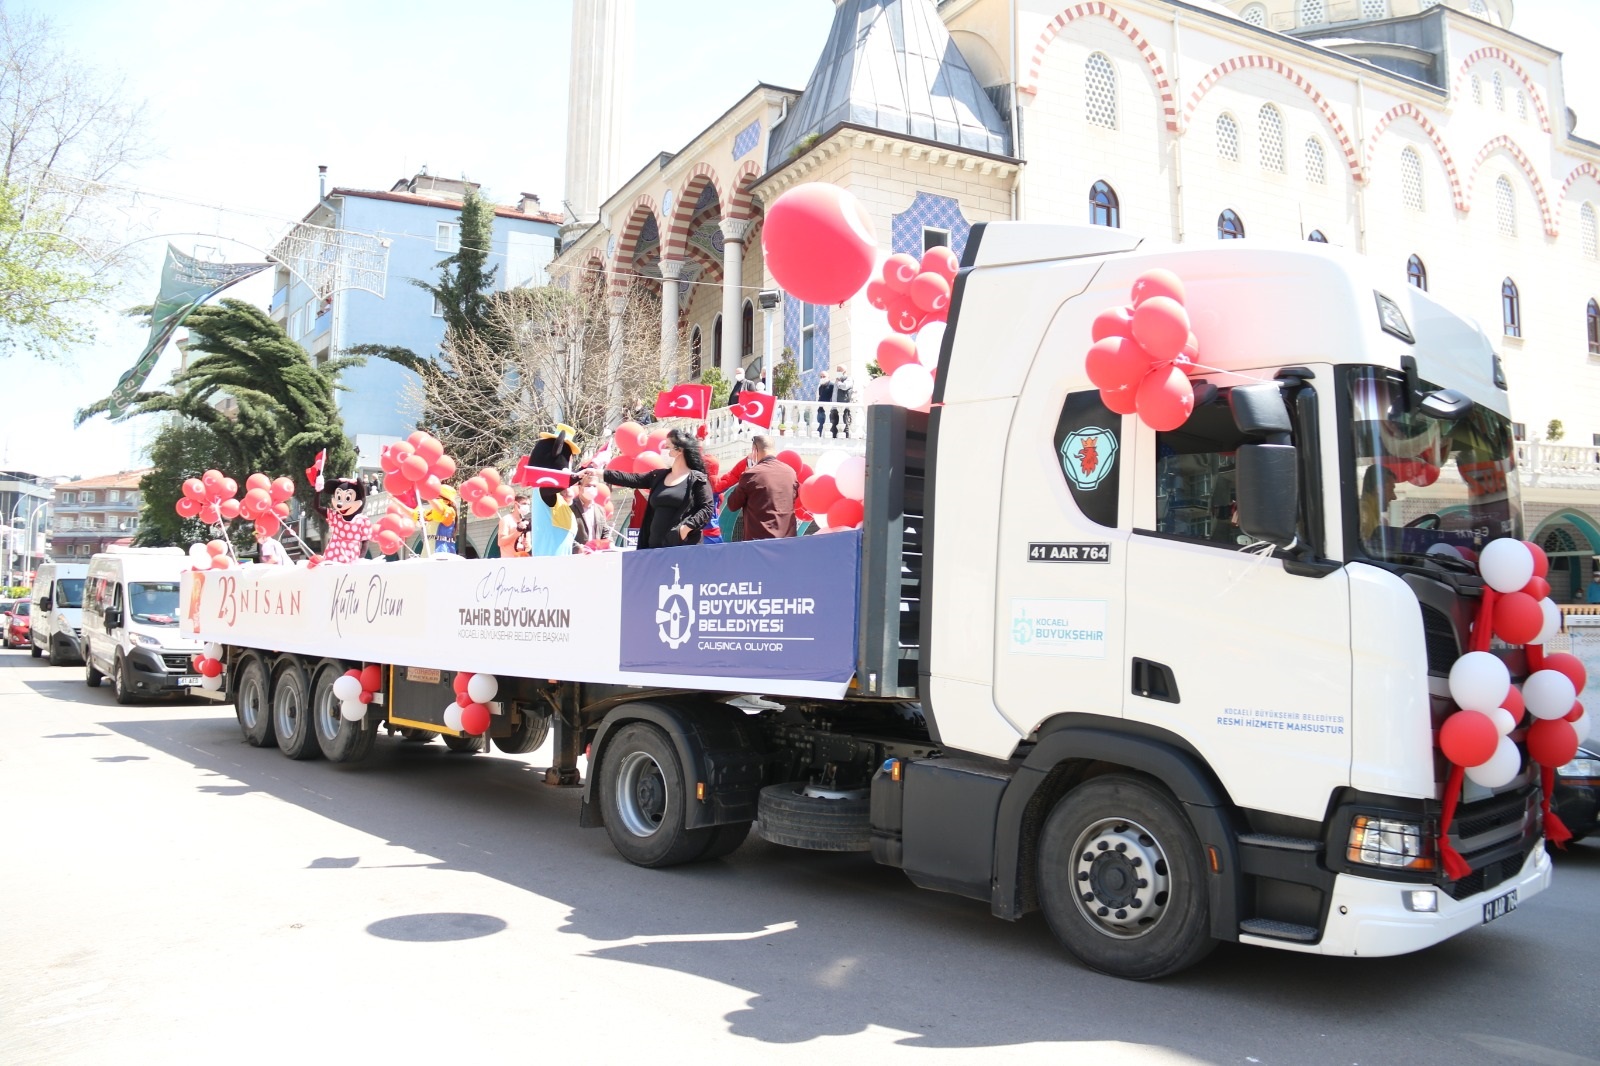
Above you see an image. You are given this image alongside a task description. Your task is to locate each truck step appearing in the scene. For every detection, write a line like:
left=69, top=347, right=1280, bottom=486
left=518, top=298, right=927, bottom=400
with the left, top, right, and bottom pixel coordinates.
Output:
left=1237, top=833, right=1321, bottom=852
left=1238, top=918, right=1319, bottom=942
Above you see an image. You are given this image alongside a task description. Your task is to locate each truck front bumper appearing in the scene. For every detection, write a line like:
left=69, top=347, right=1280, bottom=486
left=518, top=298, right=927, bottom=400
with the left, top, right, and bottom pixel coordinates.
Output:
left=1238, top=843, right=1552, bottom=957
left=125, top=647, right=202, bottom=695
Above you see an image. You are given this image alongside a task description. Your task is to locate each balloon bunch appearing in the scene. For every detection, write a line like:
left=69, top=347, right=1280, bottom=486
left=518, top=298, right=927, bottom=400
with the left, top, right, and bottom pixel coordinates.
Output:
left=191, top=643, right=226, bottom=691
left=331, top=665, right=382, bottom=722
left=796, top=451, right=866, bottom=532
left=373, top=501, right=419, bottom=557
left=606, top=423, right=673, bottom=475
left=865, top=323, right=945, bottom=411
left=380, top=432, right=457, bottom=508
left=1084, top=269, right=1200, bottom=431
left=1436, top=537, right=1591, bottom=875
left=460, top=467, right=516, bottom=520
left=445, top=672, right=498, bottom=736
left=175, top=469, right=241, bottom=524
left=187, top=540, right=233, bottom=571
left=240, top=473, right=295, bottom=538
left=866, top=247, right=958, bottom=336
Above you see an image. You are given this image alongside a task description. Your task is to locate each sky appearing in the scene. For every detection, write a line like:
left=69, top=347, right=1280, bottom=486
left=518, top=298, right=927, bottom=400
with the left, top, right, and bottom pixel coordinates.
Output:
left=4, top=0, right=1597, bottom=481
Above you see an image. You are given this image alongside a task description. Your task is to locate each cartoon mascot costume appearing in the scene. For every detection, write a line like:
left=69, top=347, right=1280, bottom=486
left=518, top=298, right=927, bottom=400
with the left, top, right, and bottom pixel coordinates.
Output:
left=521, top=424, right=581, bottom=556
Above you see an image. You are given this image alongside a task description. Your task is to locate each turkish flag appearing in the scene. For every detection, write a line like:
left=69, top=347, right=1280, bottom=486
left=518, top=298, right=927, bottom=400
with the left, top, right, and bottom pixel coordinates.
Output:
left=732, top=390, right=774, bottom=429
left=654, top=383, right=712, bottom=420
left=512, top=457, right=574, bottom=489
left=305, top=448, right=326, bottom=493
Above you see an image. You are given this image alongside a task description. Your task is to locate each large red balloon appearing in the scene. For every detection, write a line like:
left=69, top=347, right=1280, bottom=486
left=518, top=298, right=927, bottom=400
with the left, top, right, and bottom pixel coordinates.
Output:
left=1131, top=296, right=1191, bottom=362
left=1502, top=685, right=1525, bottom=725
left=877, top=335, right=918, bottom=375
left=919, top=246, right=959, bottom=282
left=799, top=474, right=842, bottom=514
left=1131, top=269, right=1186, bottom=308
left=1440, top=710, right=1499, bottom=767
left=182, top=478, right=207, bottom=502
left=613, top=422, right=647, bottom=456
left=175, top=497, right=201, bottom=519
left=885, top=293, right=922, bottom=334
left=1527, top=717, right=1579, bottom=768
left=1091, top=306, right=1135, bottom=343
left=907, top=272, right=950, bottom=314
left=1492, top=591, right=1544, bottom=645
left=360, top=665, right=382, bottom=692
left=865, top=279, right=892, bottom=309
left=1135, top=365, right=1195, bottom=431
left=634, top=451, right=668, bottom=472
left=762, top=184, right=879, bottom=305
left=1541, top=652, right=1588, bottom=693
left=826, top=497, right=864, bottom=530
left=1101, top=386, right=1139, bottom=416
left=777, top=450, right=804, bottom=476
left=460, top=702, right=491, bottom=736
left=1085, top=337, right=1154, bottom=393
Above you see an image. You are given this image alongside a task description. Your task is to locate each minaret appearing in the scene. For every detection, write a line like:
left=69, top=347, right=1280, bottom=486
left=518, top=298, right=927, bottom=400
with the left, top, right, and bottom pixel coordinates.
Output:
left=563, top=0, right=633, bottom=241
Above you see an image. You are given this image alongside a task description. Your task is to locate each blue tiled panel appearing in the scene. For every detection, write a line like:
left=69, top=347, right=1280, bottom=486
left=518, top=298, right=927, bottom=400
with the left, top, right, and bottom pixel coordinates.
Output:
left=784, top=299, right=832, bottom=399
left=732, top=119, right=762, bottom=161
left=890, top=191, right=972, bottom=259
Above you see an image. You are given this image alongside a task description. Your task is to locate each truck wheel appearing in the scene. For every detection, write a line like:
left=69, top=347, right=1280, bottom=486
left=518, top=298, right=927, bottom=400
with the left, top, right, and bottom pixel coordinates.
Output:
left=442, top=733, right=486, bottom=754
left=85, top=655, right=103, bottom=688
left=234, top=655, right=275, bottom=748
left=1036, top=774, right=1215, bottom=980
left=31, top=640, right=41, bottom=657
left=598, top=722, right=713, bottom=868
left=756, top=783, right=871, bottom=851
left=492, top=707, right=551, bottom=754
left=399, top=728, right=435, bottom=744
left=111, top=653, right=138, bottom=705
left=697, top=822, right=753, bottom=860
left=311, top=662, right=376, bottom=764
left=47, top=639, right=64, bottom=666
left=271, top=658, right=320, bottom=760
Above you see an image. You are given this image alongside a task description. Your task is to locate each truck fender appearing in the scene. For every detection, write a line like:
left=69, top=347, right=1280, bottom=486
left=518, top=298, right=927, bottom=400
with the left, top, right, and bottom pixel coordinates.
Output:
left=579, top=700, right=767, bottom=831
left=992, top=716, right=1242, bottom=943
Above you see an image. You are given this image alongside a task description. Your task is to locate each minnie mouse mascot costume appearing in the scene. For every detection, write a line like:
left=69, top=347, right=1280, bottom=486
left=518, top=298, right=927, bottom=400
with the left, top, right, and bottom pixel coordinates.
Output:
left=321, top=477, right=374, bottom=563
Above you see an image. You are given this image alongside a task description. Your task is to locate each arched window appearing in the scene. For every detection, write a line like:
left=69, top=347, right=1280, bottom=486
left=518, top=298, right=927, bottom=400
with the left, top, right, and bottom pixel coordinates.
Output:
left=1241, top=3, right=1267, bottom=26
left=741, top=299, right=753, bottom=360
left=689, top=325, right=703, bottom=378
left=1299, top=0, right=1326, bottom=25
left=1469, top=0, right=1488, bottom=14
left=1492, top=72, right=1505, bottom=111
left=1588, top=298, right=1600, bottom=355
left=1472, top=75, right=1483, bottom=105
left=1089, top=180, right=1120, bottom=228
left=1400, top=147, right=1424, bottom=210
left=1216, top=113, right=1240, bottom=162
left=1516, top=89, right=1528, bottom=121
left=1421, top=0, right=1440, bottom=7
left=1582, top=203, right=1598, bottom=259
left=1307, top=230, right=1328, bottom=243
left=712, top=313, right=723, bottom=365
left=1218, top=209, right=1246, bottom=240
left=1501, top=278, right=1521, bottom=338
left=1495, top=176, right=1517, bottom=237
left=1303, top=137, right=1326, bottom=185
left=1259, top=104, right=1285, bottom=173
left=1407, top=254, right=1428, bottom=291
left=1361, top=0, right=1388, bottom=18
left=1084, top=53, right=1117, bottom=129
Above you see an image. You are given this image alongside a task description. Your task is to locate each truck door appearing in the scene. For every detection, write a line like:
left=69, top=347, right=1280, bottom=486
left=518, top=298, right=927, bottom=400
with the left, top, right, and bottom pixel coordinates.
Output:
left=1122, top=381, right=1352, bottom=821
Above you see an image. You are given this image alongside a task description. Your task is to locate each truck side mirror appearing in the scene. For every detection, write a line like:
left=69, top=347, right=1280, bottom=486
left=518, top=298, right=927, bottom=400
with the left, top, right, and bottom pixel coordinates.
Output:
left=105, top=607, right=122, bottom=630
left=39, top=598, right=51, bottom=611
left=1230, top=384, right=1299, bottom=550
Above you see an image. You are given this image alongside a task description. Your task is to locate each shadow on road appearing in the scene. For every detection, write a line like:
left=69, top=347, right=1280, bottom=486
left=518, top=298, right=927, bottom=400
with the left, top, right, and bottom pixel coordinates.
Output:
left=102, top=713, right=1598, bottom=1060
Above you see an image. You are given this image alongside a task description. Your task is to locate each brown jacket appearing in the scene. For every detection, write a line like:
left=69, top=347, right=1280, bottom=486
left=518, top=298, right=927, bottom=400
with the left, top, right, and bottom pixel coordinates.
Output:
left=726, top=456, right=799, bottom=540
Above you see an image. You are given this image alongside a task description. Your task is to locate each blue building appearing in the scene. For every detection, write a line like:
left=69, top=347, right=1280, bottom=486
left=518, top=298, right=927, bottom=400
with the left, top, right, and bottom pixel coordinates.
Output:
left=270, top=171, right=562, bottom=467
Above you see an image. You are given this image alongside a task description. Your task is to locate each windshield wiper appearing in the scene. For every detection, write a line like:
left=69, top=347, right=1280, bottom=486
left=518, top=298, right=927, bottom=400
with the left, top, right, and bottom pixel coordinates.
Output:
left=1382, top=550, right=1478, bottom=575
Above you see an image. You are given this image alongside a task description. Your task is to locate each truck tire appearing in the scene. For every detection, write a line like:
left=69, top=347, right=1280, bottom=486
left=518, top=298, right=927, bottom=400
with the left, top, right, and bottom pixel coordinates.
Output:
left=111, top=653, right=138, bottom=705
left=697, top=822, right=753, bottom=860
left=271, top=658, right=320, bottom=760
left=756, top=783, right=871, bottom=851
left=1036, top=774, right=1215, bottom=980
left=85, top=655, right=103, bottom=688
left=31, top=640, right=41, bottom=657
left=234, top=655, right=275, bottom=748
left=598, top=722, right=713, bottom=867
left=311, top=661, right=377, bottom=764
left=398, top=728, right=435, bottom=744
left=442, top=733, right=486, bottom=754
left=492, top=707, right=551, bottom=754
left=47, top=638, right=65, bottom=666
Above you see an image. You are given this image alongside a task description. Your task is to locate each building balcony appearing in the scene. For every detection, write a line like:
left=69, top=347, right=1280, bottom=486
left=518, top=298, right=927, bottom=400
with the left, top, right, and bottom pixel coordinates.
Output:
left=59, top=500, right=140, bottom=513
left=271, top=285, right=289, bottom=313
left=1516, top=441, right=1600, bottom=490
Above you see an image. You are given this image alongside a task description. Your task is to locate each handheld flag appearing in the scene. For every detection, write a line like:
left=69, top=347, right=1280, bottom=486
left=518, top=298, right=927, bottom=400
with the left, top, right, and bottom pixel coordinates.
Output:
left=305, top=449, right=327, bottom=493
left=732, top=390, right=775, bottom=429
left=654, top=383, right=712, bottom=420
left=513, top=457, right=575, bottom=489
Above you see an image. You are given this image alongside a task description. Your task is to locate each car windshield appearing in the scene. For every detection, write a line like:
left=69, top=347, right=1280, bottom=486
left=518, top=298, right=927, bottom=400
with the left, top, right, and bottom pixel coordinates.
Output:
left=11, top=602, right=28, bottom=617
left=1346, top=367, right=1521, bottom=566
left=129, top=581, right=180, bottom=626
left=54, top=579, right=85, bottom=608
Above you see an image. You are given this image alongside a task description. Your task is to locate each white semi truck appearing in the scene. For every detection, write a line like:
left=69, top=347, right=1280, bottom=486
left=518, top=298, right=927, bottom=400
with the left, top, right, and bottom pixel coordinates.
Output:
left=180, top=224, right=1550, bottom=979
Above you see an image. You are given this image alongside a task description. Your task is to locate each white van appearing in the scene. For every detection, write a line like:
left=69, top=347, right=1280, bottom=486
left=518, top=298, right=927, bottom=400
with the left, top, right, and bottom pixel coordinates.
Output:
left=82, top=549, right=203, bottom=702
left=31, top=562, right=88, bottom=665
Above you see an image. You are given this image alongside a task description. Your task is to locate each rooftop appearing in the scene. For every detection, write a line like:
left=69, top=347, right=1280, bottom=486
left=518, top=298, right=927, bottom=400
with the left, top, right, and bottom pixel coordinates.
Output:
left=331, top=187, right=564, bottom=226
left=57, top=469, right=151, bottom=492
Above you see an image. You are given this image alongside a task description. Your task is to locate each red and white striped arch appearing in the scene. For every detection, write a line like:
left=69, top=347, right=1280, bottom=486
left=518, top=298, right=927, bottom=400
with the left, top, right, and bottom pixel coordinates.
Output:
left=1018, top=2, right=1179, bottom=133
left=609, top=195, right=661, bottom=297
left=1365, top=102, right=1465, bottom=211
left=1454, top=47, right=1552, bottom=134
left=1466, top=135, right=1557, bottom=237
left=663, top=163, right=724, bottom=261
left=1181, top=55, right=1363, bottom=183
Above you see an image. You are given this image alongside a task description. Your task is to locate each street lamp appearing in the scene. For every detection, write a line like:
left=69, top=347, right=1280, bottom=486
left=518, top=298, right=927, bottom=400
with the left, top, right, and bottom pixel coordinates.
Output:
left=758, top=289, right=782, bottom=393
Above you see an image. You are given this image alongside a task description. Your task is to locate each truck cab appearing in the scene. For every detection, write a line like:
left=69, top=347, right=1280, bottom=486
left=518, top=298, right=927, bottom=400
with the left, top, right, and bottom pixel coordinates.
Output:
left=31, top=562, right=88, bottom=665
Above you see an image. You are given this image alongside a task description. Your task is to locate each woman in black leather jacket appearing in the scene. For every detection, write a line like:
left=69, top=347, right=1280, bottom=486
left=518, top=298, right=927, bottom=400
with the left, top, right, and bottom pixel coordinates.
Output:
left=603, top=428, right=715, bottom=549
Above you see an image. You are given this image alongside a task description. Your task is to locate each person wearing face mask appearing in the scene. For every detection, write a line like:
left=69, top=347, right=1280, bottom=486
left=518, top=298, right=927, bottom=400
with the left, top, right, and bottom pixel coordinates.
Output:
left=568, top=467, right=610, bottom=552
left=498, top=492, right=533, bottom=558
left=602, top=428, right=714, bottom=549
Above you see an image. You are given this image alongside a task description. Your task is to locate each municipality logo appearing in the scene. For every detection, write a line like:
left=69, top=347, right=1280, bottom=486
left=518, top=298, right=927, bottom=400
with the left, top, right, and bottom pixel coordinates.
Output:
left=655, top=563, right=696, bottom=650
left=1060, top=426, right=1117, bottom=492
left=1011, top=608, right=1033, bottom=646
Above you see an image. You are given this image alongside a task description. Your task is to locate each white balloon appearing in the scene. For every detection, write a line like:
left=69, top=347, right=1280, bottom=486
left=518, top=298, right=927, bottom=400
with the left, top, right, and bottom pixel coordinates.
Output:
left=814, top=450, right=848, bottom=478
left=1447, top=651, right=1511, bottom=713
left=443, top=701, right=464, bottom=732
left=834, top=456, right=866, bottom=502
left=915, top=321, right=946, bottom=368
left=863, top=376, right=896, bottom=406
left=1535, top=598, right=1562, bottom=645
left=1523, top=669, right=1577, bottom=720
left=888, top=364, right=934, bottom=409
left=204, top=642, right=224, bottom=660
left=1464, top=735, right=1522, bottom=788
left=1487, top=706, right=1516, bottom=736
left=466, top=673, right=499, bottom=704
left=200, top=673, right=223, bottom=692
left=331, top=675, right=362, bottom=702
left=1479, top=538, right=1535, bottom=594
left=340, top=699, right=366, bottom=722
left=188, top=543, right=212, bottom=570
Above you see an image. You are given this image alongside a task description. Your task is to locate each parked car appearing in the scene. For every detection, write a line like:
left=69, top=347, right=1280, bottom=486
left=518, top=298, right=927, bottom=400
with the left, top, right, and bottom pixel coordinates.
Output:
left=4, top=601, right=30, bottom=648
left=1553, top=745, right=1600, bottom=843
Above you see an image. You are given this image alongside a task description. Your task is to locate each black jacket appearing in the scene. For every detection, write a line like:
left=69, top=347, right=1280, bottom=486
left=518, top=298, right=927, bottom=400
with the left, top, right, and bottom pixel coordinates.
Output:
left=603, top=468, right=715, bottom=549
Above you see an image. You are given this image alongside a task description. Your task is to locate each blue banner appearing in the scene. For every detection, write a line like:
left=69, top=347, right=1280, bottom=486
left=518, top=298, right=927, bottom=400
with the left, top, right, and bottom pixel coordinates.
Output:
left=619, top=532, right=861, bottom=683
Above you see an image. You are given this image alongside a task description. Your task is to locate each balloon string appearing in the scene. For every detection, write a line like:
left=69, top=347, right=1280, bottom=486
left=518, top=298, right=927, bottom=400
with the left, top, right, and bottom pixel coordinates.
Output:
left=1175, top=360, right=1277, bottom=384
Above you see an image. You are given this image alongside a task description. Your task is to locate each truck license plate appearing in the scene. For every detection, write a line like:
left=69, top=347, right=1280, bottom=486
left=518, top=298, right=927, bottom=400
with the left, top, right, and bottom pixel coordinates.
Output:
left=1482, top=889, right=1517, bottom=924
left=178, top=675, right=202, bottom=687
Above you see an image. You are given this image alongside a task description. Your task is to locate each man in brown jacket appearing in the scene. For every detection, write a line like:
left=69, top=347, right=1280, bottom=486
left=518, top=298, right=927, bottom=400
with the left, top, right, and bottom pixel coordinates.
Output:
left=726, top=435, right=799, bottom=540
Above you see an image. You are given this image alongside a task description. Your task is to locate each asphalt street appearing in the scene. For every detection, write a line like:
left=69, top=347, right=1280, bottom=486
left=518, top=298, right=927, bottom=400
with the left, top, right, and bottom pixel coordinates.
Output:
left=1, top=647, right=1596, bottom=1066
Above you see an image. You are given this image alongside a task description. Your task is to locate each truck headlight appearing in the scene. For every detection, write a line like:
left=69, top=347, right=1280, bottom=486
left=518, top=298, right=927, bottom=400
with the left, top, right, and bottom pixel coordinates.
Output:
left=1347, top=815, right=1434, bottom=870
left=129, top=632, right=162, bottom=648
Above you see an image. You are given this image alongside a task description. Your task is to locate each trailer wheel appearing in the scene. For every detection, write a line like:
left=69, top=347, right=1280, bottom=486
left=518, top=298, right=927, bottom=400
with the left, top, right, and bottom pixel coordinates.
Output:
left=1036, top=774, right=1215, bottom=980
left=598, top=722, right=713, bottom=868
left=697, top=821, right=753, bottom=860
left=234, top=655, right=275, bottom=748
left=492, top=707, right=551, bottom=755
left=399, top=728, right=436, bottom=744
left=311, top=661, right=376, bottom=764
left=755, top=783, right=872, bottom=851
left=271, top=658, right=319, bottom=760
left=442, top=733, right=486, bottom=754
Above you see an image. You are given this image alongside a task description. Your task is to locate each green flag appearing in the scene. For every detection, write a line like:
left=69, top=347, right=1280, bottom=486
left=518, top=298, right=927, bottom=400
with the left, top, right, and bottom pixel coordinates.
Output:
left=106, top=245, right=270, bottom=417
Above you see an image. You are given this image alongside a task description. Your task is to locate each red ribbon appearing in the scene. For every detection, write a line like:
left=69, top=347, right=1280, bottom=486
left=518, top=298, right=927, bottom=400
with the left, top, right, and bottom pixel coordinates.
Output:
left=1526, top=644, right=1546, bottom=672
left=1468, top=587, right=1498, bottom=652
left=1539, top=765, right=1573, bottom=848
left=1437, top=763, right=1472, bottom=881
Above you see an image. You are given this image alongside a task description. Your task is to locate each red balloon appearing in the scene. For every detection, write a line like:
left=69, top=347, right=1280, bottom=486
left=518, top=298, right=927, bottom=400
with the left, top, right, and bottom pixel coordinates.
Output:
left=919, top=245, right=959, bottom=282
left=1527, top=717, right=1579, bottom=768
left=881, top=253, right=920, bottom=292
left=799, top=464, right=813, bottom=481
left=379, top=448, right=401, bottom=475
left=865, top=279, right=892, bottom=310
left=1178, top=331, right=1201, bottom=368
left=246, top=472, right=271, bottom=492
left=605, top=452, right=634, bottom=474
left=220, top=477, right=238, bottom=499
left=776, top=450, right=804, bottom=476
left=1492, top=591, right=1544, bottom=645
left=762, top=183, right=878, bottom=305
left=201, top=469, right=225, bottom=491
left=255, top=514, right=280, bottom=538
left=453, top=672, right=472, bottom=696
left=1502, top=686, right=1525, bottom=725
left=493, top=485, right=515, bottom=506
left=376, top=531, right=402, bottom=556
left=1440, top=710, right=1499, bottom=767
left=200, top=501, right=224, bottom=525
left=384, top=472, right=410, bottom=498
left=1101, top=386, right=1140, bottom=416
left=1526, top=541, right=1549, bottom=579
left=270, top=476, right=295, bottom=503
left=480, top=468, right=502, bottom=490
left=414, top=435, right=444, bottom=462
left=470, top=499, right=499, bottom=521
left=430, top=455, right=457, bottom=481
left=360, top=665, right=382, bottom=692
left=1409, top=464, right=1440, bottom=488
left=198, top=658, right=224, bottom=678
left=1085, top=337, right=1155, bottom=393
left=401, top=454, right=429, bottom=480
left=1541, top=652, right=1588, bottom=693
left=175, top=497, right=200, bottom=519
left=1131, top=295, right=1191, bottom=362
left=799, top=474, right=842, bottom=514
left=419, top=475, right=443, bottom=500
left=1135, top=365, right=1195, bottom=432
left=219, top=499, right=242, bottom=520
left=1566, top=700, right=1584, bottom=723
left=877, top=335, right=918, bottom=375
left=357, top=691, right=373, bottom=704
left=613, top=422, right=647, bottom=456
left=826, top=497, right=864, bottom=530
left=1131, top=268, right=1186, bottom=307
left=1091, top=306, right=1136, bottom=343
left=182, top=478, right=208, bottom=502
left=907, top=272, right=950, bottom=314
left=1522, top=576, right=1552, bottom=601
left=885, top=293, right=922, bottom=334
left=635, top=450, right=668, bottom=472
left=460, top=702, right=492, bottom=736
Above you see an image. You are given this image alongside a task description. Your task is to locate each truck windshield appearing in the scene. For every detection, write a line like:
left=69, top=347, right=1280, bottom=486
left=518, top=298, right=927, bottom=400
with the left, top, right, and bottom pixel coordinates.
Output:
left=1346, top=367, right=1522, bottom=566
left=130, top=582, right=180, bottom=626
left=54, top=579, right=85, bottom=608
